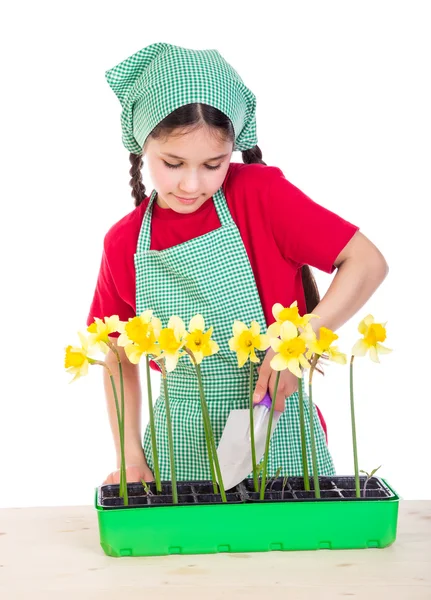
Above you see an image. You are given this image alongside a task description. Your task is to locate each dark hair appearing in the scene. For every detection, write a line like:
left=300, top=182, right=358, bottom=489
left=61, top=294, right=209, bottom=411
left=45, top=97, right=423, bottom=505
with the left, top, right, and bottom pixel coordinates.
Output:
left=128, top=103, right=320, bottom=314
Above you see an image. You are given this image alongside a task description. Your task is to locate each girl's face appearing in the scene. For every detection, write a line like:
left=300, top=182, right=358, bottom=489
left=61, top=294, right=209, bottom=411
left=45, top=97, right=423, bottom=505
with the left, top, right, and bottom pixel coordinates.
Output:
left=143, top=126, right=234, bottom=213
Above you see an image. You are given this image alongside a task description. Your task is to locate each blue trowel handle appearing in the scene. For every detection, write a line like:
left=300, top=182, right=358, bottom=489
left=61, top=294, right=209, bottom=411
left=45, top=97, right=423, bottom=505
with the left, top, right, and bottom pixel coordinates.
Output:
left=251, top=392, right=273, bottom=437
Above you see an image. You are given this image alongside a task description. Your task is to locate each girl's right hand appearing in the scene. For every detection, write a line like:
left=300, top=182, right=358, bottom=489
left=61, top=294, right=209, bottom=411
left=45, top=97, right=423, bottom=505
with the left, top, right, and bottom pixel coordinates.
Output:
left=103, top=463, right=154, bottom=485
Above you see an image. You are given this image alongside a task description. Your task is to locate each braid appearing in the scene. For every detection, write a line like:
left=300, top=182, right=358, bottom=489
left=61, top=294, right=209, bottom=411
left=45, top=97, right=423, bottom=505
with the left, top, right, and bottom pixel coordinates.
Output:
left=241, top=145, right=266, bottom=165
left=129, top=153, right=147, bottom=207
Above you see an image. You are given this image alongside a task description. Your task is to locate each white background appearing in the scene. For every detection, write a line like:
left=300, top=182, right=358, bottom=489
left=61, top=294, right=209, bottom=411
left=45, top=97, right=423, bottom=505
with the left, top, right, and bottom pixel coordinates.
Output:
left=1, top=1, right=429, bottom=507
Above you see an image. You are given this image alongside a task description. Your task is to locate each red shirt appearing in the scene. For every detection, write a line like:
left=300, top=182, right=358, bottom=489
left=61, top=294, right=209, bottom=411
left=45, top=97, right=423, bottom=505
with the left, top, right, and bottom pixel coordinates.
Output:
left=87, top=162, right=359, bottom=440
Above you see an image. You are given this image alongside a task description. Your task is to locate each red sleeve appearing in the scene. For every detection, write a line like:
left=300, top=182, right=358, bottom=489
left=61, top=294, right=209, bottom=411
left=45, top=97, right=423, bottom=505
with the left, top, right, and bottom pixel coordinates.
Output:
left=268, top=168, right=359, bottom=273
left=86, top=245, right=135, bottom=338
left=87, top=222, right=161, bottom=373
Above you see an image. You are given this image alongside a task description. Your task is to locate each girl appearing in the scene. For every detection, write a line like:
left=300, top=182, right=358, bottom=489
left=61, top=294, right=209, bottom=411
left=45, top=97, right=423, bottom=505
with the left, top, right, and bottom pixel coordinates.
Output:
left=87, top=43, right=388, bottom=486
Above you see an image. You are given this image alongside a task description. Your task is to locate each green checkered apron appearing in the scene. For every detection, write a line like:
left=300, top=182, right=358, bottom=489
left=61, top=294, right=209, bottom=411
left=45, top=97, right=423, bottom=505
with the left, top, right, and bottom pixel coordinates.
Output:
left=136, top=187, right=336, bottom=481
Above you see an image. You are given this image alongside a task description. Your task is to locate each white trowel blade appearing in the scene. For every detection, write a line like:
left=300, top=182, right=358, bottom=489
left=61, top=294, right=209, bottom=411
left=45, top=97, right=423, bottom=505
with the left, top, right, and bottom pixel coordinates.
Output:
left=216, top=408, right=280, bottom=490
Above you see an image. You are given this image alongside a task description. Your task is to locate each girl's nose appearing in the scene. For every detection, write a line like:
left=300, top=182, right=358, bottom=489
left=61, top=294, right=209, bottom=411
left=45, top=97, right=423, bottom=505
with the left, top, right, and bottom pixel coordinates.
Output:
left=179, top=173, right=200, bottom=195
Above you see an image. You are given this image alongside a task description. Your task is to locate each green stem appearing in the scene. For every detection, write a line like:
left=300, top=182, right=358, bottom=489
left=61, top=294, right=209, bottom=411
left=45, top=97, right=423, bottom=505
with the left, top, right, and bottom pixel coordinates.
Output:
left=146, top=356, right=162, bottom=493
left=109, top=373, right=128, bottom=506
left=161, top=369, right=178, bottom=504
left=308, top=357, right=320, bottom=499
left=193, top=361, right=218, bottom=493
left=201, top=403, right=218, bottom=494
left=350, top=356, right=361, bottom=498
left=196, top=363, right=227, bottom=502
left=260, top=371, right=281, bottom=500
left=249, top=362, right=259, bottom=492
left=297, top=373, right=310, bottom=491
left=118, top=360, right=128, bottom=506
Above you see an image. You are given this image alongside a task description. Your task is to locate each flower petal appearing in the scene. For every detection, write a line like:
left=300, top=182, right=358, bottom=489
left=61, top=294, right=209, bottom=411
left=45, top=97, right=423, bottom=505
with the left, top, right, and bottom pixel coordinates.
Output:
left=280, top=320, right=298, bottom=341
left=369, top=346, right=380, bottom=363
left=270, top=353, right=289, bottom=371
left=287, top=358, right=302, bottom=378
left=272, top=303, right=284, bottom=321
left=267, top=322, right=281, bottom=339
left=237, top=349, right=249, bottom=368
left=189, top=314, right=205, bottom=332
left=255, top=334, right=270, bottom=351
left=352, top=339, right=368, bottom=357
left=250, top=321, right=261, bottom=337
left=165, top=353, right=179, bottom=372
left=233, top=320, right=248, bottom=336
left=270, top=338, right=282, bottom=352
left=299, top=354, right=311, bottom=370
left=376, top=343, right=392, bottom=355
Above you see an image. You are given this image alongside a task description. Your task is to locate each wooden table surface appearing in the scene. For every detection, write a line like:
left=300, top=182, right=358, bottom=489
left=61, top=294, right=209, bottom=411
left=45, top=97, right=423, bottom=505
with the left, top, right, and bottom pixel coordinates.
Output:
left=0, top=500, right=430, bottom=599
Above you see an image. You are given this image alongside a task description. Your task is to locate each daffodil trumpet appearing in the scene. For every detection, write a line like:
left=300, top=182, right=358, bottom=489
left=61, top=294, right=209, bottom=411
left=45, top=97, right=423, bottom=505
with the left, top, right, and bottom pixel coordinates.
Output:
left=297, top=372, right=310, bottom=491
left=308, top=354, right=321, bottom=498
left=259, top=371, right=281, bottom=500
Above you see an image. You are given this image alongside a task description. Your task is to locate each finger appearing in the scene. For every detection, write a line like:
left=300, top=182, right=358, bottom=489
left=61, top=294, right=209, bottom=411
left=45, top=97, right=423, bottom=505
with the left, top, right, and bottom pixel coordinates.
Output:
left=253, top=359, right=272, bottom=404
left=104, top=472, right=114, bottom=485
left=269, top=376, right=287, bottom=412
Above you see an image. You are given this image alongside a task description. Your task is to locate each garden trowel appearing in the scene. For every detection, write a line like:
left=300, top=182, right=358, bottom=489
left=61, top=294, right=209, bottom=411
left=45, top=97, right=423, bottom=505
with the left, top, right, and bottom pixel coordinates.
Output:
left=216, top=393, right=281, bottom=490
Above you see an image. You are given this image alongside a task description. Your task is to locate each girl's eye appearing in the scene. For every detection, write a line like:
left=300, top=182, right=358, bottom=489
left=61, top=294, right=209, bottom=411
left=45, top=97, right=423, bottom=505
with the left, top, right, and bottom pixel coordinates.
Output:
left=163, top=161, right=221, bottom=171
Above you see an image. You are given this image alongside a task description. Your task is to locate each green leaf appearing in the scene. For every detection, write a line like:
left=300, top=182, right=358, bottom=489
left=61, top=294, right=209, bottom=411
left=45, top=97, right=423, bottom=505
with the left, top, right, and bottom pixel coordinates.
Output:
left=370, top=465, right=382, bottom=477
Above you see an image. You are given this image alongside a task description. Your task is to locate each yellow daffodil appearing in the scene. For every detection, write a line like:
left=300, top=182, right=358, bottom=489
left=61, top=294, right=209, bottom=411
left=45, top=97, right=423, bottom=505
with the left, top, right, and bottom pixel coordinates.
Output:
left=65, top=328, right=128, bottom=504
left=304, top=325, right=347, bottom=365
left=117, top=310, right=162, bottom=364
left=267, top=301, right=319, bottom=338
left=155, top=316, right=187, bottom=372
left=185, top=314, right=219, bottom=364
left=269, top=320, right=310, bottom=377
left=87, top=315, right=121, bottom=354
left=228, top=320, right=270, bottom=368
left=352, top=314, right=392, bottom=363
left=65, top=332, right=96, bottom=382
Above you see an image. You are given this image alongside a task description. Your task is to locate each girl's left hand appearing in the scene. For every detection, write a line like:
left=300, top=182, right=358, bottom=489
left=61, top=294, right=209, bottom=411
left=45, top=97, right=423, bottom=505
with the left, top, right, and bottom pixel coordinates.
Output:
left=253, top=348, right=298, bottom=412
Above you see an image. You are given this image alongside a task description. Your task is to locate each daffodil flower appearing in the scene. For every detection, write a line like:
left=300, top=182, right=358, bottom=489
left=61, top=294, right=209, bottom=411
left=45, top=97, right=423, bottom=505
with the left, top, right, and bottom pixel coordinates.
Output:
left=117, top=310, right=163, bottom=493
left=64, top=332, right=96, bottom=382
left=352, top=314, right=392, bottom=362
left=267, top=301, right=319, bottom=338
left=304, top=324, right=347, bottom=498
left=87, top=316, right=121, bottom=354
left=117, top=310, right=162, bottom=364
left=229, top=320, right=270, bottom=368
left=260, top=319, right=311, bottom=498
left=65, top=329, right=128, bottom=505
left=154, top=315, right=187, bottom=373
left=269, top=320, right=311, bottom=377
left=229, top=320, right=270, bottom=493
left=304, top=325, right=347, bottom=365
left=184, top=314, right=226, bottom=500
left=185, top=314, right=219, bottom=364
left=349, top=315, right=392, bottom=498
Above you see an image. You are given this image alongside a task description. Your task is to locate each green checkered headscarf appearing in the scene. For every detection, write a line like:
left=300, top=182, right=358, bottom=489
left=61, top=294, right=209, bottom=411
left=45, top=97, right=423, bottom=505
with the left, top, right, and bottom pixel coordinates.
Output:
left=105, top=42, right=258, bottom=154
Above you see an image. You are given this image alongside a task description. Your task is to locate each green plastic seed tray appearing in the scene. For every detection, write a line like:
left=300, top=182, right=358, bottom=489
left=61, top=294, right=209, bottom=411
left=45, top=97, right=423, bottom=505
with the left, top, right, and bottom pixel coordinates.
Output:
left=94, top=476, right=399, bottom=557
